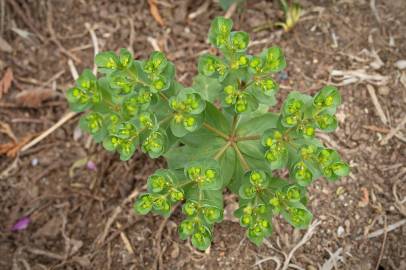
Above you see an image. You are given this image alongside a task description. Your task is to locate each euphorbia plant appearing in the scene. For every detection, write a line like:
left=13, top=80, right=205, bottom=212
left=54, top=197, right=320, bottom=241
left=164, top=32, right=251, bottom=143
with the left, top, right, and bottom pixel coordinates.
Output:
left=66, top=17, right=349, bottom=250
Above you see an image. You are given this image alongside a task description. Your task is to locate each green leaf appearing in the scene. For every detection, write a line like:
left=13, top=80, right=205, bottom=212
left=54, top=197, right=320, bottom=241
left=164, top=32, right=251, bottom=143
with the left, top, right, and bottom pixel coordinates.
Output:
left=184, top=159, right=223, bottom=190
left=95, top=51, right=120, bottom=74
left=79, top=112, right=106, bottom=143
left=191, top=225, right=212, bottom=250
left=118, top=48, right=134, bottom=69
left=198, top=54, right=228, bottom=80
left=227, top=157, right=244, bottom=193
left=109, top=70, right=135, bottom=96
left=147, top=169, right=176, bottom=193
left=204, top=102, right=231, bottom=134
left=314, top=113, right=338, bottom=132
left=218, top=146, right=236, bottom=186
left=236, top=112, right=279, bottom=136
left=142, top=130, right=168, bottom=158
left=175, top=88, right=206, bottom=115
left=313, top=85, right=341, bottom=113
left=179, top=219, right=195, bottom=240
left=202, top=205, right=223, bottom=224
left=281, top=202, right=313, bottom=229
left=134, top=193, right=153, bottom=215
left=165, top=137, right=225, bottom=169
left=239, top=183, right=256, bottom=199
left=261, top=47, right=286, bottom=73
left=170, top=113, right=204, bottom=137
left=143, top=51, right=168, bottom=74
left=192, top=75, right=222, bottom=102
left=208, top=17, right=233, bottom=48
left=170, top=118, right=189, bottom=137
left=150, top=75, right=170, bottom=93
left=230, top=31, right=249, bottom=52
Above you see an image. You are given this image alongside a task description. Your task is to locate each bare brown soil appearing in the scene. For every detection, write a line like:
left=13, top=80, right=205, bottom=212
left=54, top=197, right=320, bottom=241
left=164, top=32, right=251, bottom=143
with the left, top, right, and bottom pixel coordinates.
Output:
left=1, top=0, right=405, bottom=269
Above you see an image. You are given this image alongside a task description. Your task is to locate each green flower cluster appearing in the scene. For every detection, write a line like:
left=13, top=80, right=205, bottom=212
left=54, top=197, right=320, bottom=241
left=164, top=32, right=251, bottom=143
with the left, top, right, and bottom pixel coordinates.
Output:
left=67, top=49, right=177, bottom=160
left=134, top=159, right=223, bottom=250
left=261, top=88, right=348, bottom=186
left=66, top=16, right=349, bottom=251
left=236, top=171, right=311, bottom=244
left=198, top=17, right=285, bottom=113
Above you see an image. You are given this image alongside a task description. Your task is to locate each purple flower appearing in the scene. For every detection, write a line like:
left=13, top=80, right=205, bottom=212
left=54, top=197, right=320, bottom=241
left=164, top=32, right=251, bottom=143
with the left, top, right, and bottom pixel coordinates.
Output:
left=86, top=160, right=97, bottom=171
left=11, top=216, right=30, bottom=232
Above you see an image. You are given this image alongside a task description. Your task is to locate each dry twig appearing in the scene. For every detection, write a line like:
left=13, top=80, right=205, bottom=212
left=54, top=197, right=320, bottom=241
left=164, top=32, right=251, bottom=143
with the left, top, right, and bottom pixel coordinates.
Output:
left=375, top=215, right=387, bottom=270
left=358, top=219, right=406, bottom=239
left=20, top=111, right=77, bottom=152
left=366, top=84, right=388, bottom=125
left=147, top=37, right=161, bottom=51
left=224, top=3, right=237, bottom=19
left=380, top=116, right=406, bottom=145
left=188, top=0, right=210, bottom=20
left=281, top=220, right=321, bottom=270
left=116, top=222, right=135, bottom=255
left=321, top=248, right=344, bottom=270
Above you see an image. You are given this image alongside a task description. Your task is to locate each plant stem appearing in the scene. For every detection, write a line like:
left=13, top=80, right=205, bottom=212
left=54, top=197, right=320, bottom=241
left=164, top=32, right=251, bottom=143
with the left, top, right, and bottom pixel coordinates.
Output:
left=232, top=142, right=250, bottom=172
left=230, top=114, right=239, bottom=137
left=203, top=123, right=229, bottom=140
left=159, top=92, right=169, bottom=101
left=236, top=134, right=261, bottom=141
left=213, top=142, right=231, bottom=160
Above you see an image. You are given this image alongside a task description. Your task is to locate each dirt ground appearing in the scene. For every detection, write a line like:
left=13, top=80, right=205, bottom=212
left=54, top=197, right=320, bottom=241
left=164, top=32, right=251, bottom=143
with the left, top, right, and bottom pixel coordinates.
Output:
left=1, top=0, right=406, bottom=269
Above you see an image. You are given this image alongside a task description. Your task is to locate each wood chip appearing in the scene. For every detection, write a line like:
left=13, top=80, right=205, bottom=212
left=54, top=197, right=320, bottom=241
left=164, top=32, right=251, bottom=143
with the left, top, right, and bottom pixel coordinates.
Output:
left=0, top=67, right=13, bottom=99
left=14, top=88, right=56, bottom=108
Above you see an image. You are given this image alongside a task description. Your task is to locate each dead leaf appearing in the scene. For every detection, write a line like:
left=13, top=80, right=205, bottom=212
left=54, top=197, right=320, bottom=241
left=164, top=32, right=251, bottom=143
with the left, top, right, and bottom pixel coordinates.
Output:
left=0, top=121, right=17, bottom=142
left=0, top=68, right=13, bottom=99
left=148, top=0, right=165, bottom=26
left=0, top=134, right=35, bottom=158
left=15, top=88, right=56, bottom=108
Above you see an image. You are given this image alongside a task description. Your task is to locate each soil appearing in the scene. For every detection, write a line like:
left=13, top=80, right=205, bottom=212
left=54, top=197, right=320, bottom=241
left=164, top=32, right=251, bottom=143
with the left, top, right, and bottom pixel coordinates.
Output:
left=1, top=0, right=406, bottom=269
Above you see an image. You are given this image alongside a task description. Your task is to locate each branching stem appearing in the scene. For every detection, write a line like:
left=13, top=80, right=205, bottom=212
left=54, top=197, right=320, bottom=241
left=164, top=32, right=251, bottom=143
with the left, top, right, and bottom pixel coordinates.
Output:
left=232, top=142, right=250, bottom=171
left=236, top=134, right=261, bottom=141
left=159, top=92, right=169, bottom=101
left=231, top=114, right=239, bottom=136
left=214, top=142, right=232, bottom=160
left=203, top=123, right=229, bottom=140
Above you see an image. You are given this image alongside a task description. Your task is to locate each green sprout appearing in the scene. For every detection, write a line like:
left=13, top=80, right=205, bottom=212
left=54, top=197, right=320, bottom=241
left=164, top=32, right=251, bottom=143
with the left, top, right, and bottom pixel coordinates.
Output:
left=66, top=16, right=349, bottom=251
left=276, top=0, right=302, bottom=32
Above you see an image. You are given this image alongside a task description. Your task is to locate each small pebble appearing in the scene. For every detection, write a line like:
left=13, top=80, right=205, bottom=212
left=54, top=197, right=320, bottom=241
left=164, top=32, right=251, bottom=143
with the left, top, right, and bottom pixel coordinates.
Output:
left=31, top=158, right=39, bottom=166
left=394, top=59, right=406, bottom=70
left=337, top=226, right=345, bottom=237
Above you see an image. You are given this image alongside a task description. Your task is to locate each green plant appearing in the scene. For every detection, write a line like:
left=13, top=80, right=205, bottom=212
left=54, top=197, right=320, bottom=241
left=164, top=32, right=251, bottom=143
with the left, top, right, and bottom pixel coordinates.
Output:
left=276, top=0, right=302, bottom=32
left=66, top=16, right=348, bottom=251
